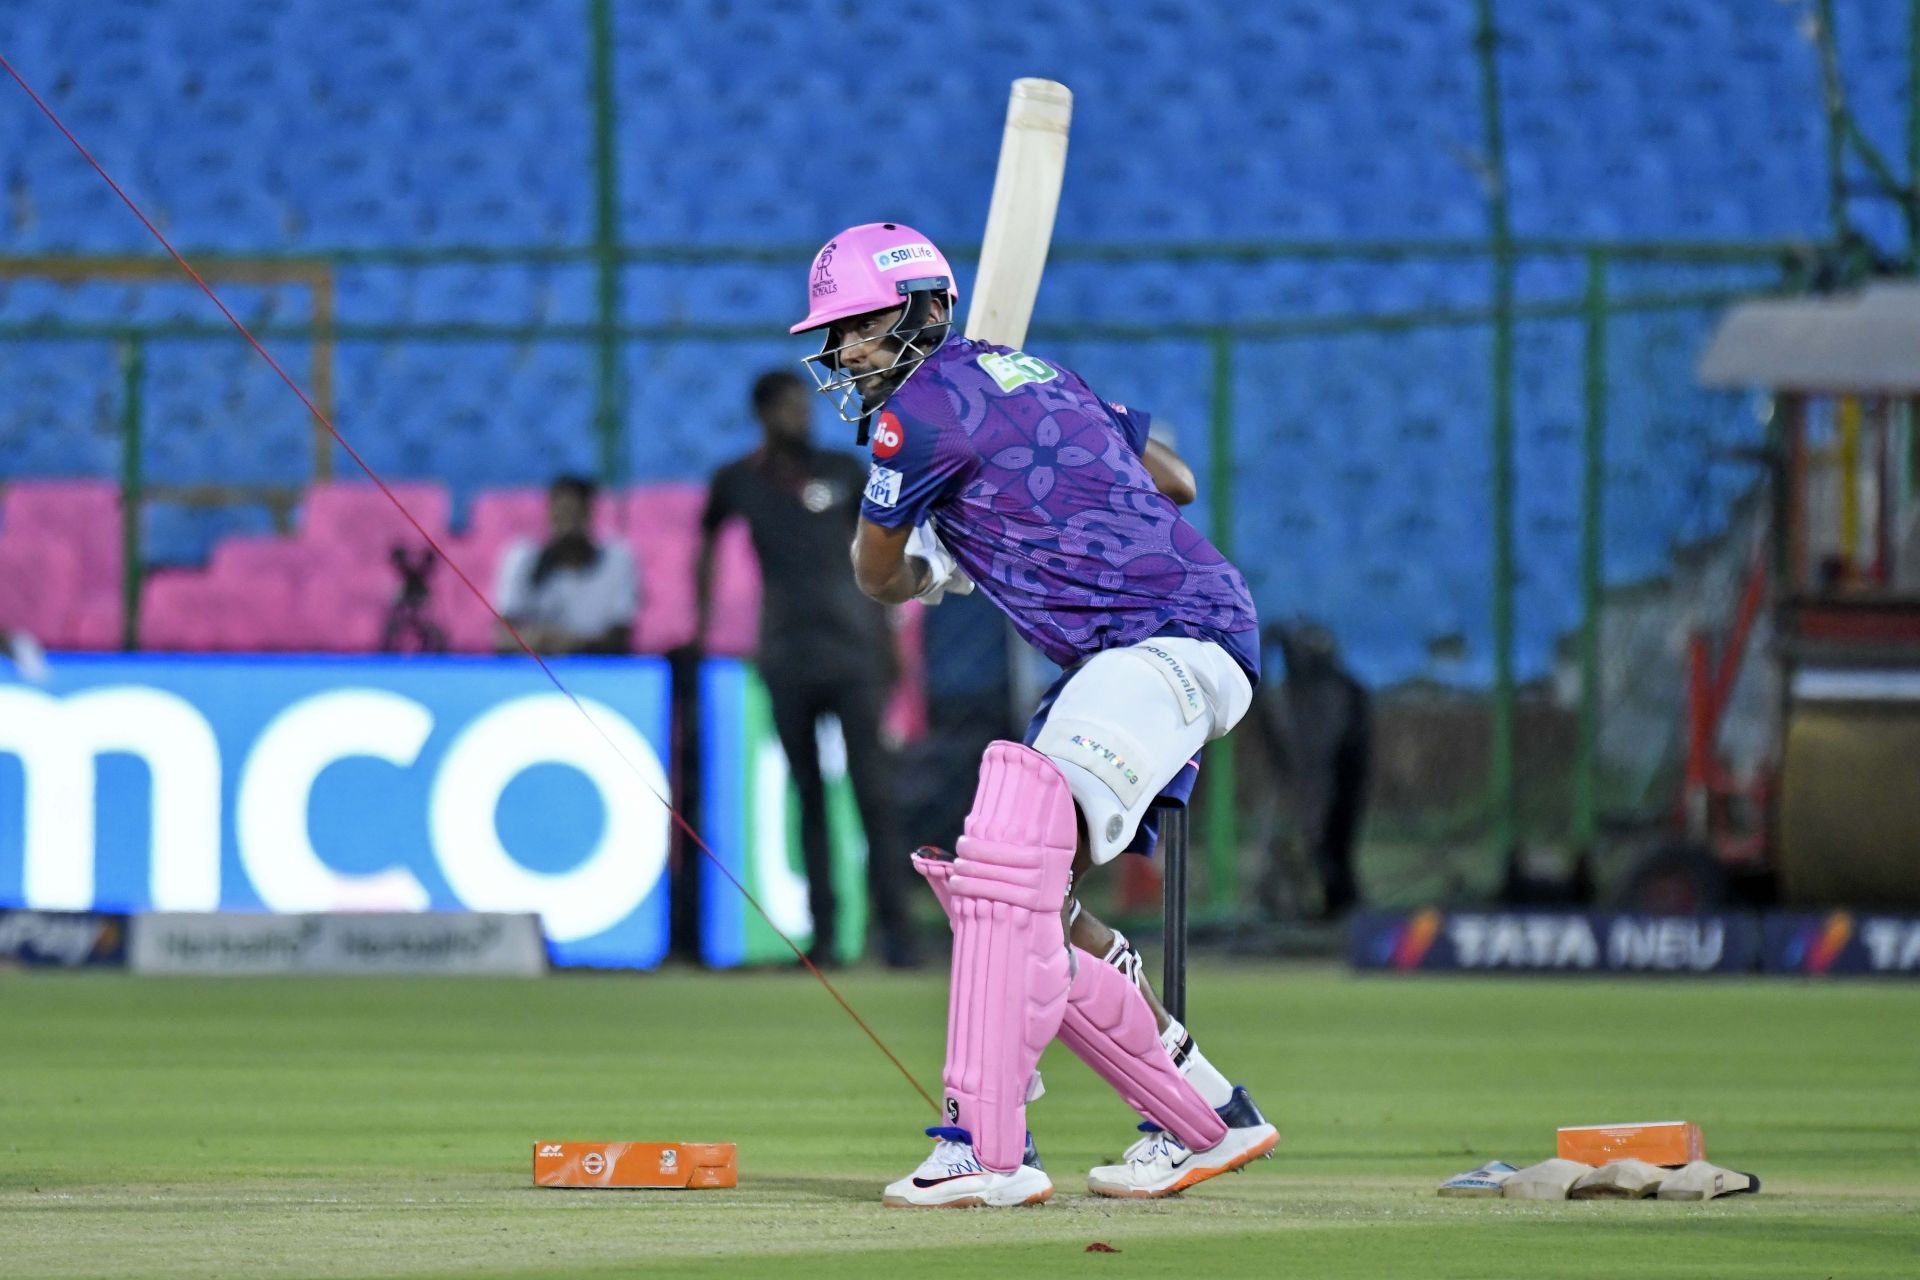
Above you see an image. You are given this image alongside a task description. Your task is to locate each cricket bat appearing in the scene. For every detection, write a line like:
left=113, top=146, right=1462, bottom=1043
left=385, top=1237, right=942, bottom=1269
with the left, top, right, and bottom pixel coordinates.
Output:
left=964, top=77, right=1073, bottom=349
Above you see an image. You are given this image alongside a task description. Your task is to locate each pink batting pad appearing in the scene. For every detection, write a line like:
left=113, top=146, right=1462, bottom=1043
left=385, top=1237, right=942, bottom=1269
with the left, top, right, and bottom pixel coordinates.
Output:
left=1059, top=947, right=1229, bottom=1152
left=941, top=742, right=1076, bottom=1173
left=916, top=838, right=1222, bottom=1150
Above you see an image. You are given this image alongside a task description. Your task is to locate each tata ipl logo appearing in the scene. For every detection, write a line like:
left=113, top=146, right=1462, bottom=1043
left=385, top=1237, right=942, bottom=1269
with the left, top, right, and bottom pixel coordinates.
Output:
left=1379, top=908, right=1444, bottom=970
left=1786, top=911, right=1854, bottom=973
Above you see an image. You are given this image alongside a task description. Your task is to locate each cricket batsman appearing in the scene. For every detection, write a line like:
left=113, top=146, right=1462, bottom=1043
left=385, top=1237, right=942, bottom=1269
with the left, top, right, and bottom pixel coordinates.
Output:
left=791, top=223, right=1279, bottom=1207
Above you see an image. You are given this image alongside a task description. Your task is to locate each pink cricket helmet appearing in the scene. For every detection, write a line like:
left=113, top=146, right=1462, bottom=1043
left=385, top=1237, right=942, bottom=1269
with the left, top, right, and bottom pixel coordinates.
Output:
left=789, top=222, right=959, bottom=334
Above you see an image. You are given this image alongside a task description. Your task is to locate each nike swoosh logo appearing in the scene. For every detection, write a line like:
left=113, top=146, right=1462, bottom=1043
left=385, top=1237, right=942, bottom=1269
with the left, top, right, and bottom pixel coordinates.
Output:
left=1170, top=1154, right=1191, bottom=1169
left=912, top=1173, right=980, bottom=1188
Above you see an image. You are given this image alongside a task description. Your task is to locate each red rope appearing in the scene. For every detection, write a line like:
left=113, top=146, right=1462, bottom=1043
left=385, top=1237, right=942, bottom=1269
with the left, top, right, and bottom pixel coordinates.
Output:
left=0, top=51, right=938, bottom=1117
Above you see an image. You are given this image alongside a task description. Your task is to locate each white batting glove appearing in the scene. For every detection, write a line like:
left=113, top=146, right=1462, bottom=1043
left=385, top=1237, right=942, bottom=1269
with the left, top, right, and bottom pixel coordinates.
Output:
left=905, top=521, right=974, bottom=605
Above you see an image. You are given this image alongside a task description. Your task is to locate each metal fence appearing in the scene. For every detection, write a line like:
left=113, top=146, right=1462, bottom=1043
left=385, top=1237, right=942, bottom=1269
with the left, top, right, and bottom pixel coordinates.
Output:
left=2, top=0, right=1914, bottom=921
left=0, top=238, right=1813, bottom=915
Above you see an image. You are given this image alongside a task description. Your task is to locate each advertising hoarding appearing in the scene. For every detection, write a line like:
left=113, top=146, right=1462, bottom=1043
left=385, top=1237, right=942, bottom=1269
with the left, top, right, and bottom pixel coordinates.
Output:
left=0, top=655, right=671, bottom=968
left=697, top=660, right=868, bottom=967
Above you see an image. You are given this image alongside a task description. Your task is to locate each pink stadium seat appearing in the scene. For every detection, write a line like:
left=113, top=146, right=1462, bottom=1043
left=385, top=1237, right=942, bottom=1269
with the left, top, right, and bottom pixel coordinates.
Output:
left=0, top=538, right=80, bottom=642
left=437, top=531, right=518, bottom=606
left=440, top=592, right=499, bottom=654
left=2, top=479, right=122, bottom=580
left=435, top=537, right=508, bottom=653
left=220, top=574, right=300, bottom=650
left=203, top=538, right=338, bottom=649
left=631, top=524, right=699, bottom=652
left=617, top=483, right=756, bottom=654
left=299, top=481, right=452, bottom=565
left=209, top=535, right=322, bottom=585
left=139, top=572, right=222, bottom=651
left=294, top=557, right=401, bottom=652
left=623, top=483, right=707, bottom=540
left=66, top=595, right=124, bottom=650
left=466, top=488, right=550, bottom=547
left=1, top=478, right=119, bottom=522
left=141, top=570, right=300, bottom=652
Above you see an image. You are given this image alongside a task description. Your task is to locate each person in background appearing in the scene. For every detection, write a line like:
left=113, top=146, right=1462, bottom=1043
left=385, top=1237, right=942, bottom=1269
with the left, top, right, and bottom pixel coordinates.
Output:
left=493, top=475, right=638, bottom=656
left=692, top=369, right=917, bottom=969
left=1256, top=620, right=1371, bottom=918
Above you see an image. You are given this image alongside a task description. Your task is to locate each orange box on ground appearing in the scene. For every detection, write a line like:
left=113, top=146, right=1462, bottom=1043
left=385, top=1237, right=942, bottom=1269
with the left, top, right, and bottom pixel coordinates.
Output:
left=1557, top=1121, right=1704, bottom=1167
left=533, top=1141, right=737, bottom=1189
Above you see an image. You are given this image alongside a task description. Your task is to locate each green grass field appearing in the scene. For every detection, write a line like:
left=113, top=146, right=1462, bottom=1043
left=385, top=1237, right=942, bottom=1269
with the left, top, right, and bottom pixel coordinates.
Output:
left=3, top=964, right=1915, bottom=1278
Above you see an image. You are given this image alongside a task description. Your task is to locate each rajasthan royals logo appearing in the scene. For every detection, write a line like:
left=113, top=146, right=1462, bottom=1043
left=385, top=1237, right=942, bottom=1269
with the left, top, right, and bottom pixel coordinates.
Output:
left=811, top=241, right=838, bottom=299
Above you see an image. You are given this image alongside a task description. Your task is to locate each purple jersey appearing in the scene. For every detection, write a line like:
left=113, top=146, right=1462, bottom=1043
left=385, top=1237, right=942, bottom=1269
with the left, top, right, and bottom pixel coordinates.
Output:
left=860, top=336, right=1259, bottom=677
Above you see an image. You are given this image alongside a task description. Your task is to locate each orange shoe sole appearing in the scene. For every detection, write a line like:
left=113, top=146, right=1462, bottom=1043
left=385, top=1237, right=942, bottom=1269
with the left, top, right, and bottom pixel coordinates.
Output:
left=1094, top=1128, right=1281, bottom=1199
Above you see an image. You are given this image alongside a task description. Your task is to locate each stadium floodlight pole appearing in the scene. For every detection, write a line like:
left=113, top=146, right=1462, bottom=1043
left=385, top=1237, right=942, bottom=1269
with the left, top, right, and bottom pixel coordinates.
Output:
left=1475, top=0, right=1520, bottom=860
left=1162, top=804, right=1189, bottom=1025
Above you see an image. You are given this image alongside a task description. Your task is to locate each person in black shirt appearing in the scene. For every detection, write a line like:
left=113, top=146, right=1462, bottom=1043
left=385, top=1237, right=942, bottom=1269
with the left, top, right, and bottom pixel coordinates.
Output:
left=1256, top=621, right=1371, bottom=918
left=695, top=370, right=916, bottom=968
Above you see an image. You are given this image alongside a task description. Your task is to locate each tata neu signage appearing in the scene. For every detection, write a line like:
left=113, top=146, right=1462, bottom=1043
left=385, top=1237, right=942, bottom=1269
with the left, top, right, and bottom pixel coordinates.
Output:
left=1762, top=913, right=1920, bottom=975
left=1349, top=910, right=1762, bottom=974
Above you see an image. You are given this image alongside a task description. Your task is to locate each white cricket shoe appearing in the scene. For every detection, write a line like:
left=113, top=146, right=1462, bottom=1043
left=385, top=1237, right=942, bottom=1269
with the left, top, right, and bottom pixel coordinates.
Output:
left=1088, top=1085, right=1280, bottom=1198
left=881, top=1127, right=1053, bottom=1208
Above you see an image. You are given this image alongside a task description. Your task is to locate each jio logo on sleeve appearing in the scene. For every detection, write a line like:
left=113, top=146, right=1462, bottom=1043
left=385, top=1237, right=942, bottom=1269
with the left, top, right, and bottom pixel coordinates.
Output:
left=873, top=410, right=905, bottom=459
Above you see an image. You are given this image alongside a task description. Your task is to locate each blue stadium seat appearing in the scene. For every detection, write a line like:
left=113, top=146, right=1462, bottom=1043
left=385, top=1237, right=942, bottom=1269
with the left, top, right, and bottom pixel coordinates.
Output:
left=530, top=266, right=598, bottom=325
left=2, top=0, right=1896, bottom=681
left=411, top=265, right=539, bottom=324
left=680, top=267, right=791, bottom=323
left=333, top=266, right=412, bottom=325
left=142, top=499, right=277, bottom=568
left=162, top=183, right=287, bottom=249
left=0, top=344, right=117, bottom=475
